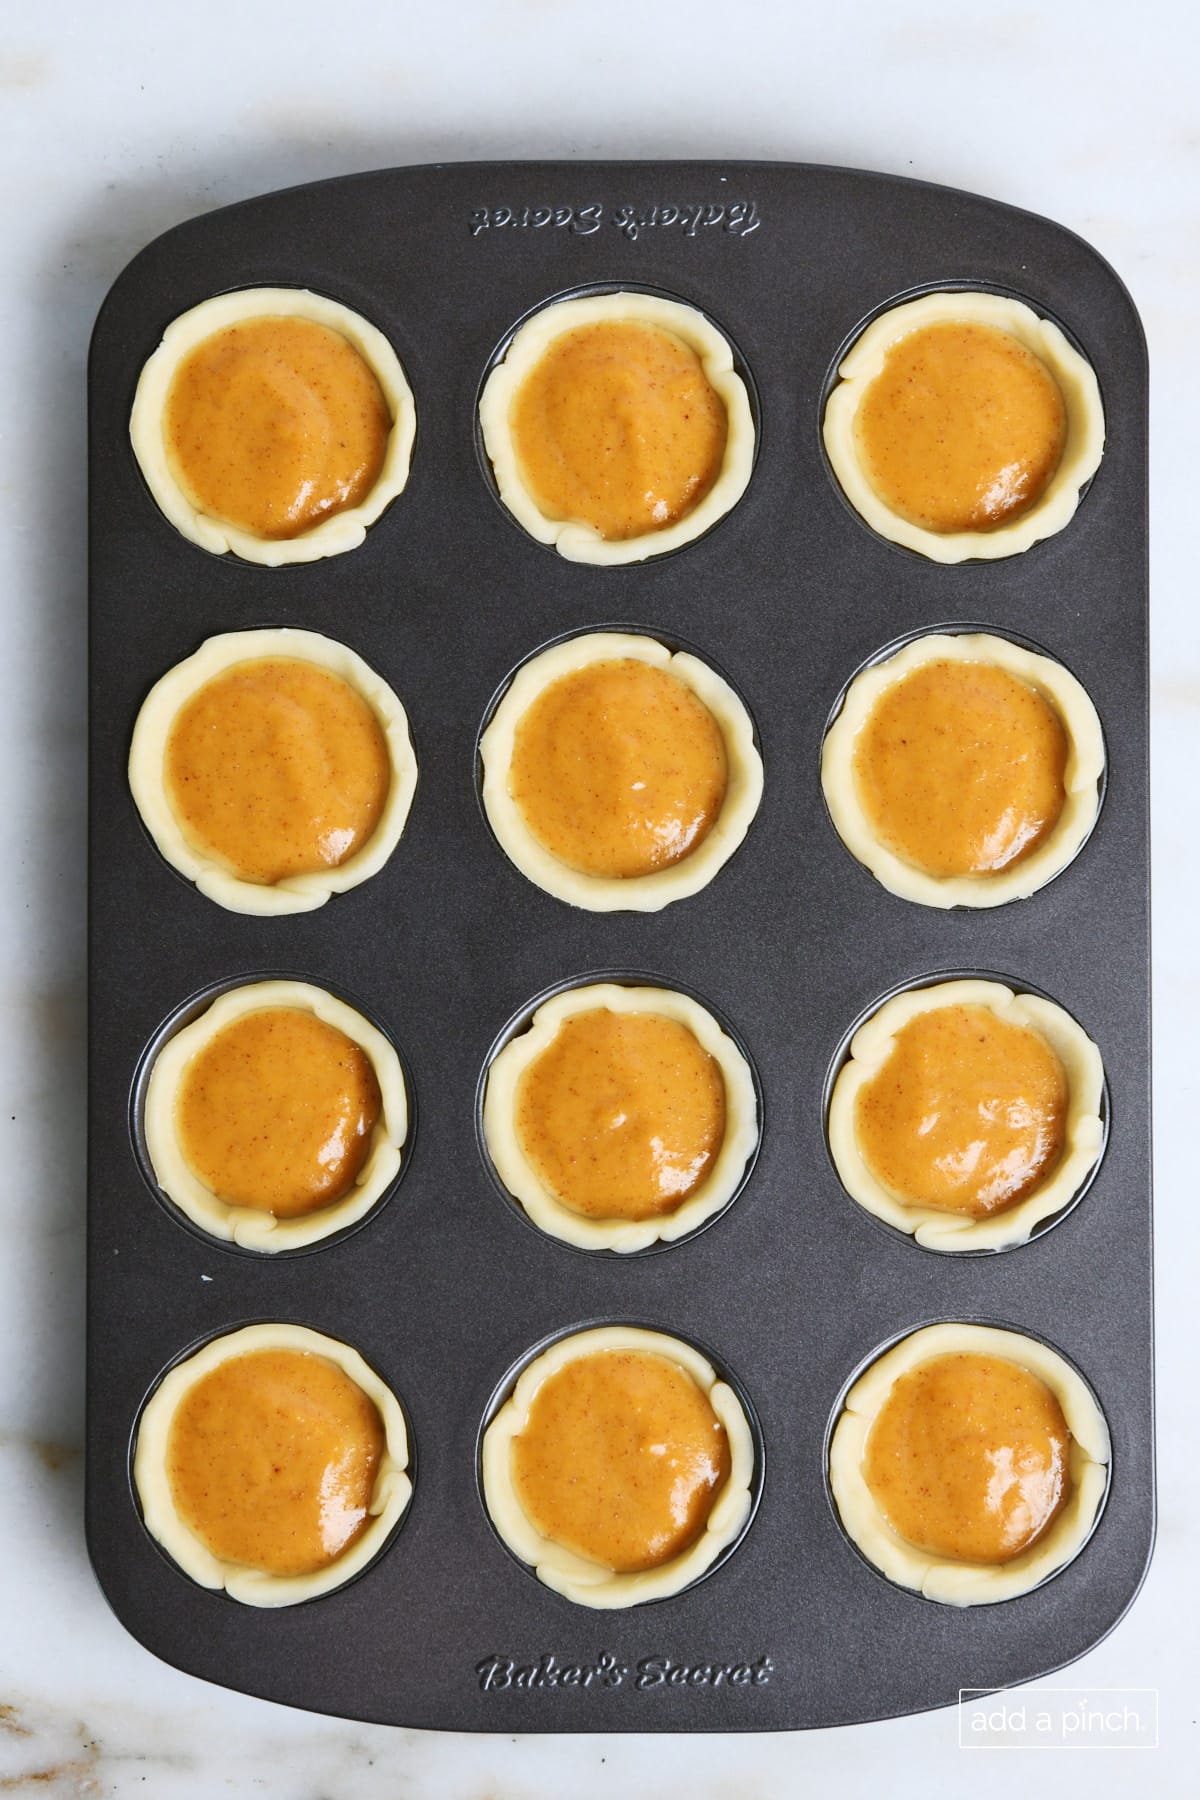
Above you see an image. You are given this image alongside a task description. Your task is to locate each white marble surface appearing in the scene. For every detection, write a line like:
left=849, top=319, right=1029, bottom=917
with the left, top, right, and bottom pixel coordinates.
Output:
left=2, top=0, right=1196, bottom=1792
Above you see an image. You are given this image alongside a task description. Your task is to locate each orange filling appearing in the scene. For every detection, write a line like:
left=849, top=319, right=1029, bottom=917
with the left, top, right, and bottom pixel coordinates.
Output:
left=853, top=320, right=1067, bottom=534
left=163, top=315, right=391, bottom=540
left=863, top=1351, right=1072, bottom=1564
left=853, top=658, right=1069, bottom=878
left=509, top=319, right=728, bottom=540
left=166, top=1347, right=386, bottom=1577
left=514, top=1008, right=726, bottom=1221
left=854, top=1003, right=1068, bottom=1218
left=509, top=658, right=728, bottom=879
left=511, top=1348, right=730, bottom=1572
left=164, top=656, right=391, bottom=886
left=177, top=1007, right=382, bottom=1217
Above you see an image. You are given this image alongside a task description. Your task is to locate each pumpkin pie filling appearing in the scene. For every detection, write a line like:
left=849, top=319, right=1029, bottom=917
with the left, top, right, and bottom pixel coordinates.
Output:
left=164, top=655, right=391, bottom=886
left=480, top=293, right=754, bottom=566
left=828, top=1322, right=1110, bottom=1605
left=162, top=315, right=391, bottom=541
left=854, top=1002, right=1067, bottom=1219
left=822, top=632, right=1105, bottom=909
left=853, top=658, right=1069, bottom=879
left=828, top=979, right=1105, bottom=1252
left=144, top=979, right=408, bottom=1251
left=853, top=320, right=1067, bottom=535
left=482, top=1325, right=756, bottom=1606
left=514, top=1008, right=726, bottom=1222
left=176, top=1006, right=383, bottom=1217
left=480, top=631, right=763, bottom=912
left=509, top=1347, right=732, bottom=1573
left=508, top=657, right=729, bottom=879
left=130, top=289, right=416, bottom=567
left=508, top=319, right=728, bottom=542
left=164, top=1346, right=386, bottom=1578
left=482, top=981, right=759, bottom=1251
left=822, top=290, right=1104, bottom=565
left=862, top=1351, right=1071, bottom=1565
left=136, top=1327, right=412, bottom=1607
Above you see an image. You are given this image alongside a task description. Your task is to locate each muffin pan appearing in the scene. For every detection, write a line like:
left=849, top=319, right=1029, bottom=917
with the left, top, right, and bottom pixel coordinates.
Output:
left=86, top=161, right=1152, bottom=1731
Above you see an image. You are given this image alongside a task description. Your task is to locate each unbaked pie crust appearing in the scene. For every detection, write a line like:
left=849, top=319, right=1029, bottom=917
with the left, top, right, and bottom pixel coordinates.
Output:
left=821, top=631, right=1105, bottom=908
left=479, top=291, right=755, bottom=564
left=144, top=979, right=408, bottom=1251
left=134, top=1321, right=412, bottom=1608
left=130, top=287, right=416, bottom=566
left=480, top=631, right=762, bottom=912
left=482, top=982, right=759, bottom=1252
left=829, top=1322, right=1109, bottom=1606
left=823, top=290, right=1104, bottom=562
left=828, top=978, right=1105, bottom=1252
left=481, top=1325, right=755, bottom=1609
left=128, top=627, right=417, bottom=916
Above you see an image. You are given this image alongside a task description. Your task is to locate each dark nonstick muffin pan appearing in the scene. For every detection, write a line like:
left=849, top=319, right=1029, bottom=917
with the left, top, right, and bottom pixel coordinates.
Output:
left=86, top=161, right=1152, bottom=1731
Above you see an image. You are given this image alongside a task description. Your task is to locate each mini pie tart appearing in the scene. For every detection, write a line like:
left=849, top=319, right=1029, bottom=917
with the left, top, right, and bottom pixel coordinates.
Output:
left=479, top=291, right=755, bottom=564
left=482, top=982, right=759, bottom=1252
left=130, top=287, right=416, bottom=565
left=144, top=979, right=408, bottom=1251
left=129, top=627, right=417, bottom=916
left=481, top=1326, right=755, bottom=1609
left=480, top=631, right=762, bottom=912
left=821, top=632, right=1104, bottom=908
left=134, top=1322, right=412, bottom=1607
left=828, top=979, right=1105, bottom=1252
left=829, top=1323, right=1109, bottom=1605
left=823, top=290, right=1104, bottom=561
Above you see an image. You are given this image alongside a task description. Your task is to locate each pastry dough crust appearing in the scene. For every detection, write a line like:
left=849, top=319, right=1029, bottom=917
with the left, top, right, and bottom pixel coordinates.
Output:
left=479, top=292, right=754, bottom=564
left=823, top=290, right=1104, bottom=561
left=144, top=979, right=408, bottom=1251
left=481, top=1326, right=755, bottom=1609
left=821, top=632, right=1104, bottom=908
left=480, top=631, right=762, bottom=912
left=829, top=1323, right=1109, bottom=1606
left=828, top=979, right=1105, bottom=1251
left=482, top=982, right=758, bottom=1252
left=130, top=287, right=416, bottom=565
left=134, top=1322, right=412, bottom=1608
left=128, top=627, right=417, bottom=916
